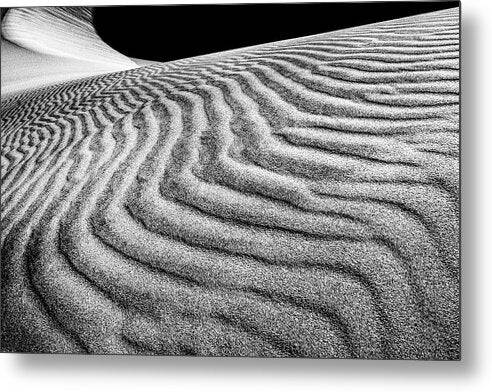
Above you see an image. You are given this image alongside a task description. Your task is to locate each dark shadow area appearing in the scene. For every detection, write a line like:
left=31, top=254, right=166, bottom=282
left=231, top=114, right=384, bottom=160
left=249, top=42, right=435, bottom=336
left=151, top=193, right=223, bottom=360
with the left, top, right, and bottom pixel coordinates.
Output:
left=94, top=1, right=459, bottom=62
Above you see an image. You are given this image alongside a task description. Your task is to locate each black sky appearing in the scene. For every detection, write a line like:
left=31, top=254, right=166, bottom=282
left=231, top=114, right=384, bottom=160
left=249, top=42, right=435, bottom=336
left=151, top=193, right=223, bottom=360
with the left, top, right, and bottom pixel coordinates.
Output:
left=94, top=1, right=459, bottom=63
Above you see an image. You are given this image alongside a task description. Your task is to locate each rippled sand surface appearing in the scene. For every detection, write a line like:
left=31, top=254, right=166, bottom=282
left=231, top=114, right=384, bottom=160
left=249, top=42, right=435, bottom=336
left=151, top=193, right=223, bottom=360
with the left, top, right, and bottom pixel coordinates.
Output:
left=1, top=7, right=460, bottom=359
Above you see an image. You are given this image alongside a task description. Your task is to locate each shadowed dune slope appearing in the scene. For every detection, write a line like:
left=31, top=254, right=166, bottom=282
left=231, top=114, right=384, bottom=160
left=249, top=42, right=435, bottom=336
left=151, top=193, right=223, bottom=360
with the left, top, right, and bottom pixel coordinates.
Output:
left=0, top=7, right=460, bottom=359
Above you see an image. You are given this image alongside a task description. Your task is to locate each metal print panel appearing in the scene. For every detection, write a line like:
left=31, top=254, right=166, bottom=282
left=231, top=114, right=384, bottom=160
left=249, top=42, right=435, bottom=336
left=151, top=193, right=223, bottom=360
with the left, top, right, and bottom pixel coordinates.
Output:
left=0, top=2, right=461, bottom=359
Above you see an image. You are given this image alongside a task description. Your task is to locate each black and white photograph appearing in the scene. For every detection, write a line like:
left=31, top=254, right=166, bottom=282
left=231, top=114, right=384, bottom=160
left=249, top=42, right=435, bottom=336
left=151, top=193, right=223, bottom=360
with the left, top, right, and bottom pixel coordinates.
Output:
left=0, top=0, right=490, bottom=390
left=0, top=0, right=461, bottom=358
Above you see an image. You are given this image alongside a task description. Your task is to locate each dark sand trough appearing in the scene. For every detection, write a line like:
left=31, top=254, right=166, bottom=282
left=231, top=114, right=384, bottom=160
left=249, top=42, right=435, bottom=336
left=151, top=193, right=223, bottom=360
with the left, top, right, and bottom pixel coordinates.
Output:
left=1, top=7, right=460, bottom=359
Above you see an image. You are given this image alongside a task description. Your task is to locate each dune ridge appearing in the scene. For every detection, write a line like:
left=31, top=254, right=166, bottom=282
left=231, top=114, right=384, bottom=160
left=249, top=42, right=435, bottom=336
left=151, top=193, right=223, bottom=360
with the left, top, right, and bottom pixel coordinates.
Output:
left=1, top=7, right=459, bottom=358
left=1, top=7, right=138, bottom=97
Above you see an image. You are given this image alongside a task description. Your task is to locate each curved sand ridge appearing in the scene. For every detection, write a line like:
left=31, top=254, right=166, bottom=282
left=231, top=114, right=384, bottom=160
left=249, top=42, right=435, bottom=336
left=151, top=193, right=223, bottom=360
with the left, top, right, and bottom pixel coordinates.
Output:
left=1, top=7, right=138, bottom=97
left=1, top=7, right=460, bottom=358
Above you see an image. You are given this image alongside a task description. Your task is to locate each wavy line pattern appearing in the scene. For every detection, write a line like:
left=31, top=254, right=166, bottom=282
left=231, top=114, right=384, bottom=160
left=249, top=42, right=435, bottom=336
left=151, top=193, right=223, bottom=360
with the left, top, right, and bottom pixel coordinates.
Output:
left=0, top=7, right=460, bottom=359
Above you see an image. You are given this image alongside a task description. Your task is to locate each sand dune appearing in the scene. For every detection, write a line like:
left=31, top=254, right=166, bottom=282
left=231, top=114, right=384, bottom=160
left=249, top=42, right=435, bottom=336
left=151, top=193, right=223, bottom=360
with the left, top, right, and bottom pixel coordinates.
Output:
left=0, top=7, right=460, bottom=358
left=1, top=7, right=137, bottom=97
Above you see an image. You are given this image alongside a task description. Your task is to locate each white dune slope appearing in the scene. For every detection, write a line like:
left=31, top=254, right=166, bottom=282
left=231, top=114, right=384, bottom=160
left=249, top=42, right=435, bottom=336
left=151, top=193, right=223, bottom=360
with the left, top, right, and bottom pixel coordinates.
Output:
left=0, top=7, right=460, bottom=359
left=1, top=7, right=138, bottom=97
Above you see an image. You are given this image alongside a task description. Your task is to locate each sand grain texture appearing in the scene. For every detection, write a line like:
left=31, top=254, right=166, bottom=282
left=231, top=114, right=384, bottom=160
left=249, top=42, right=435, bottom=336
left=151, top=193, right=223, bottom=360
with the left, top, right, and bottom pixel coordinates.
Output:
left=0, top=7, right=460, bottom=359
